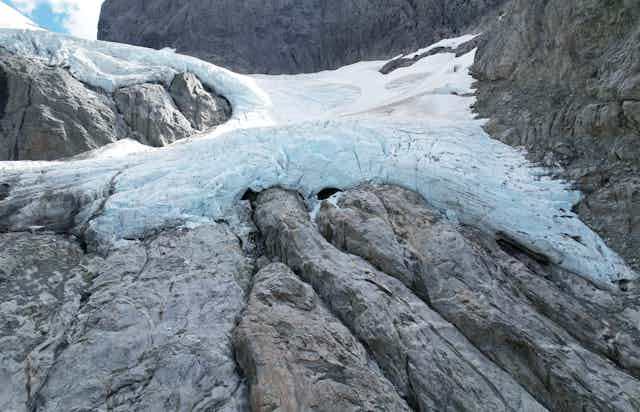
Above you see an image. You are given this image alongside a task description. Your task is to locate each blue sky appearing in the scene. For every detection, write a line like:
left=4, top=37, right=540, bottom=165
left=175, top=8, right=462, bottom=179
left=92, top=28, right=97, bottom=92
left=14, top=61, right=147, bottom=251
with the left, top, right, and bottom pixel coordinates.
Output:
left=3, top=0, right=104, bottom=39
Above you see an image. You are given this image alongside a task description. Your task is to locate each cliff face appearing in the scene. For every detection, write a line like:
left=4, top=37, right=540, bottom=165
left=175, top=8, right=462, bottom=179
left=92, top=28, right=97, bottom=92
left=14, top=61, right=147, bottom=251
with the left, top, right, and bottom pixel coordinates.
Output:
left=97, top=0, right=508, bottom=74
left=472, top=0, right=640, bottom=270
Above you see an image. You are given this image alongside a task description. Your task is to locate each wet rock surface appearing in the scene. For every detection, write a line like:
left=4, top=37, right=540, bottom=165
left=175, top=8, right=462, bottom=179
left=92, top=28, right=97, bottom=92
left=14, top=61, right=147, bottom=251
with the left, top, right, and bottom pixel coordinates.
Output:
left=472, top=0, right=640, bottom=272
left=2, top=184, right=639, bottom=411
left=0, top=50, right=232, bottom=160
left=98, top=0, right=509, bottom=74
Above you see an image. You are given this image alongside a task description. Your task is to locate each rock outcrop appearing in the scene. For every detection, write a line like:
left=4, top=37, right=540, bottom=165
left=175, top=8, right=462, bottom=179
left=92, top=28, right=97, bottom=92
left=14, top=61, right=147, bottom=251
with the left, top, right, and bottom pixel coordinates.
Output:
left=98, top=0, right=509, bottom=74
left=0, top=50, right=126, bottom=160
left=114, top=83, right=194, bottom=147
left=0, top=50, right=231, bottom=160
left=0, top=224, right=252, bottom=412
left=254, top=188, right=547, bottom=411
left=234, top=263, right=411, bottom=412
left=2, top=184, right=639, bottom=411
left=316, top=185, right=640, bottom=410
left=170, top=73, right=232, bottom=131
left=472, top=0, right=640, bottom=271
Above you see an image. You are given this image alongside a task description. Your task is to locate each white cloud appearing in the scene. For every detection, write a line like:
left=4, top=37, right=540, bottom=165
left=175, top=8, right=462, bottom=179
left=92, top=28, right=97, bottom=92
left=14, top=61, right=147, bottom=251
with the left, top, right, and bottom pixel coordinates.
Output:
left=10, top=0, right=104, bottom=39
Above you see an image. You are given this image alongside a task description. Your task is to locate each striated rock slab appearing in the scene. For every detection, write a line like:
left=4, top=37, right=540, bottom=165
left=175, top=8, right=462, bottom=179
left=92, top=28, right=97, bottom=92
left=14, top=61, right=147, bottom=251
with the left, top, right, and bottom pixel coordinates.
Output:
left=316, top=184, right=640, bottom=411
left=0, top=224, right=252, bottom=412
left=235, top=262, right=410, bottom=412
left=254, top=187, right=547, bottom=412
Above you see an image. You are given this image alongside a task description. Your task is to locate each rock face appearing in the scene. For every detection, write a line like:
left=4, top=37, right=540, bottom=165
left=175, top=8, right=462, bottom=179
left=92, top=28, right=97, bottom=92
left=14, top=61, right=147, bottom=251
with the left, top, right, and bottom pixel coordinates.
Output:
left=2, top=184, right=639, bottom=411
left=98, top=0, right=509, bottom=74
left=316, top=185, right=640, bottom=410
left=114, top=83, right=194, bottom=147
left=0, top=225, right=252, bottom=412
left=234, top=263, right=411, bottom=412
left=254, top=188, right=547, bottom=411
left=472, top=0, right=640, bottom=271
left=170, top=72, right=232, bottom=130
left=0, top=50, right=126, bottom=160
left=0, top=50, right=232, bottom=160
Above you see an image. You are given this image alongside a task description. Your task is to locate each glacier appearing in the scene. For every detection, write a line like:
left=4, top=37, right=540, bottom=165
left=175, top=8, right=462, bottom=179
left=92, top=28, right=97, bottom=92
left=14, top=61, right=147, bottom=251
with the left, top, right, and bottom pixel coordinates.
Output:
left=0, top=28, right=636, bottom=288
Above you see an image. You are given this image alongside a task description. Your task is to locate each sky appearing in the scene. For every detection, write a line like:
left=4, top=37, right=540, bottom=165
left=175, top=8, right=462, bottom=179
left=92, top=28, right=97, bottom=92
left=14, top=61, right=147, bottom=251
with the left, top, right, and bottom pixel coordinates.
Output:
left=3, top=0, right=104, bottom=39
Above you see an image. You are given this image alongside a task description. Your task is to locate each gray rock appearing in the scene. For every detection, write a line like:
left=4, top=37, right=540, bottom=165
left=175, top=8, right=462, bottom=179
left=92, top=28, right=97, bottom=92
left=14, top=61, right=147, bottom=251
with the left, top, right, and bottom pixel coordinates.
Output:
left=114, top=83, right=194, bottom=147
left=234, top=262, right=410, bottom=412
left=98, top=0, right=509, bottom=74
left=0, top=232, right=89, bottom=412
left=0, top=224, right=253, bottom=412
left=169, top=72, right=231, bottom=130
left=254, top=188, right=547, bottom=412
left=0, top=50, right=232, bottom=160
left=0, top=49, right=125, bottom=161
left=317, top=184, right=640, bottom=410
left=623, top=101, right=640, bottom=131
left=472, top=0, right=640, bottom=271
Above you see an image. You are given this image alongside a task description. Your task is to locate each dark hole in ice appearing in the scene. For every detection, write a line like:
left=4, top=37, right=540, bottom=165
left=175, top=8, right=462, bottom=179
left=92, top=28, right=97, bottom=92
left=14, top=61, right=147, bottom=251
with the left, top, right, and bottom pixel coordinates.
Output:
left=317, top=188, right=342, bottom=200
left=496, top=232, right=551, bottom=266
left=241, top=188, right=259, bottom=202
left=617, top=279, right=632, bottom=293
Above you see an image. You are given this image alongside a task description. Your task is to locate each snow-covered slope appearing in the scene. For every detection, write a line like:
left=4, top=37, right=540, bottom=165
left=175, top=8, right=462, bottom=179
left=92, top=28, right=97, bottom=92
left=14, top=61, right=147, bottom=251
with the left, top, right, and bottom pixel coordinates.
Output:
left=0, top=29, right=636, bottom=288
left=0, top=2, right=41, bottom=31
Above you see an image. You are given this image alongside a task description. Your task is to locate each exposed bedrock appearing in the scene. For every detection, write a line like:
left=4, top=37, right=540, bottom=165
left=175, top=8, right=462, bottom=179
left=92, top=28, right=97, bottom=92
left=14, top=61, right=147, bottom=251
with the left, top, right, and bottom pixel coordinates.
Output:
left=472, top=0, right=640, bottom=271
left=0, top=224, right=252, bottom=412
left=0, top=49, right=126, bottom=161
left=3, top=184, right=640, bottom=411
left=254, top=188, right=547, bottom=411
left=98, top=0, right=509, bottom=74
left=0, top=49, right=231, bottom=160
left=234, top=262, right=411, bottom=412
left=315, top=184, right=640, bottom=410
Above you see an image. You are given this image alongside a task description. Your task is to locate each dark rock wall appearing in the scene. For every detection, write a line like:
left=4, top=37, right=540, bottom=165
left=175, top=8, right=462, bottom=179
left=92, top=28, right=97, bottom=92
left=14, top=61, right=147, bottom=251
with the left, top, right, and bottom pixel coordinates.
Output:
left=98, top=0, right=509, bottom=74
left=472, top=0, right=640, bottom=270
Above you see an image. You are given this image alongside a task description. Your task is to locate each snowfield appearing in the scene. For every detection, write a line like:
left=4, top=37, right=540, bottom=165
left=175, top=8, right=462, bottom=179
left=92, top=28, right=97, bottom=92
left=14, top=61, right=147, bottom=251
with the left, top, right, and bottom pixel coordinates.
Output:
left=0, top=29, right=636, bottom=288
